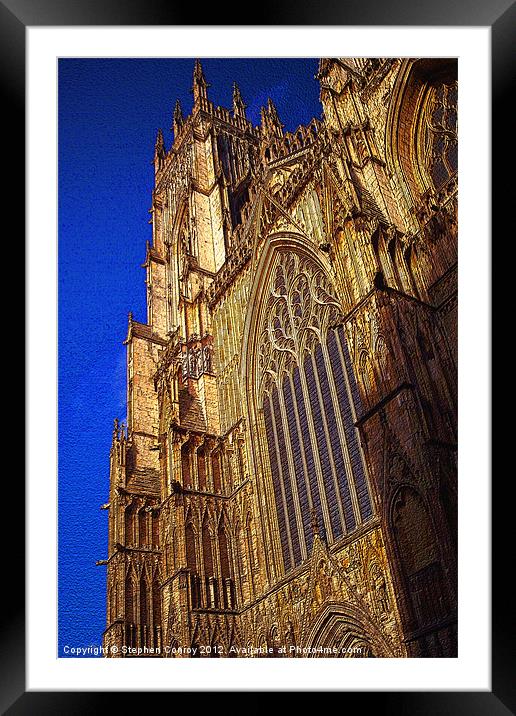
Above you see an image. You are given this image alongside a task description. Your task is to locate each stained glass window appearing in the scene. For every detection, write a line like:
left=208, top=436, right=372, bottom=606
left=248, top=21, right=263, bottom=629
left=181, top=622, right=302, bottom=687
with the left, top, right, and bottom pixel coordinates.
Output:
left=260, top=251, right=373, bottom=572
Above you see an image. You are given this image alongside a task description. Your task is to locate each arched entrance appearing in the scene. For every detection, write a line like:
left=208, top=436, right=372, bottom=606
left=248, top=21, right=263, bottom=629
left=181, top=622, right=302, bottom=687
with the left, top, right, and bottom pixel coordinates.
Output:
left=304, top=603, right=394, bottom=658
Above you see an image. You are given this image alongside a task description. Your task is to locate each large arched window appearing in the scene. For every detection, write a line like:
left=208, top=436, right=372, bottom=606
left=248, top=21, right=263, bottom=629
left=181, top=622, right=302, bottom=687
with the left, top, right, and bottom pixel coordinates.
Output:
left=386, top=59, right=458, bottom=205
left=258, top=250, right=373, bottom=572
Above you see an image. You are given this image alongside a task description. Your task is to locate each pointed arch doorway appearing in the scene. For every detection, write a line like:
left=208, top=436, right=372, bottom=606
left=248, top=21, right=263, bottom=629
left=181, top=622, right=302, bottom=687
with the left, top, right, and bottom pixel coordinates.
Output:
left=304, top=603, right=393, bottom=658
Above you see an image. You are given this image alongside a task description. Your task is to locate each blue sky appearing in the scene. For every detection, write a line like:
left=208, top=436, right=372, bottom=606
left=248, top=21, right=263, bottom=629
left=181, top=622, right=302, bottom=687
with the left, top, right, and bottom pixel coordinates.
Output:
left=58, top=57, right=322, bottom=656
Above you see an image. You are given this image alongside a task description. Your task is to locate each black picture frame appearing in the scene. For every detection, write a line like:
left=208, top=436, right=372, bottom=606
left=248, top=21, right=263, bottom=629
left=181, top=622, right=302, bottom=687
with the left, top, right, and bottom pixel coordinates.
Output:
left=10, top=0, right=507, bottom=710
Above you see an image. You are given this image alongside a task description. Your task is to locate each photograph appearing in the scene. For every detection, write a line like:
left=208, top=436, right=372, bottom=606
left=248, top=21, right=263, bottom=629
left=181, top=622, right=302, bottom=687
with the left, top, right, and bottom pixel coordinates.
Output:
left=58, top=56, right=458, bottom=660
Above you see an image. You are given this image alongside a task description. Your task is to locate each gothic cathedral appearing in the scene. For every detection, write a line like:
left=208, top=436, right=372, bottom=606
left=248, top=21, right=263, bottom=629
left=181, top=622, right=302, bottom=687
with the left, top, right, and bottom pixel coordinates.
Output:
left=102, top=58, right=458, bottom=658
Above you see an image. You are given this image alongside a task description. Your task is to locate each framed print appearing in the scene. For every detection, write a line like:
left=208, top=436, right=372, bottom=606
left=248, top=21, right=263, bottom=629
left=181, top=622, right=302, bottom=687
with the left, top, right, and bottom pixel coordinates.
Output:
left=11, top=0, right=508, bottom=710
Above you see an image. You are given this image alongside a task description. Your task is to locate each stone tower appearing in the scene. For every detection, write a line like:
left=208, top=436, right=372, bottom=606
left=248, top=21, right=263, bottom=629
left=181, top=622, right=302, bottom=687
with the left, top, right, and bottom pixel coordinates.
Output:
left=102, top=58, right=458, bottom=658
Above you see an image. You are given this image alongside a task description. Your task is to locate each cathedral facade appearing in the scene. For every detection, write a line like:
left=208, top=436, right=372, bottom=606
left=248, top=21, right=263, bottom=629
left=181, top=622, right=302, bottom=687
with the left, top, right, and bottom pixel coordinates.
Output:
left=102, top=58, right=458, bottom=658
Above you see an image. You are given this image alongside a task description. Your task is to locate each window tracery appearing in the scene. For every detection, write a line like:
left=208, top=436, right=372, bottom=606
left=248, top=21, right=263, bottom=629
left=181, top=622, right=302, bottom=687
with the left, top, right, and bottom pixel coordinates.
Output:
left=258, top=250, right=373, bottom=572
left=421, top=81, right=458, bottom=191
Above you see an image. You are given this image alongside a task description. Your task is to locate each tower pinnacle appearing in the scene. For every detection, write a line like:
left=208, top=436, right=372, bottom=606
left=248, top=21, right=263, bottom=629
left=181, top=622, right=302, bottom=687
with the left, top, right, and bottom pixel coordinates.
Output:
left=232, top=82, right=247, bottom=118
left=172, top=99, right=184, bottom=137
left=192, top=59, right=209, bottom=105
left=260, top=97, right=284, bottom=142
left=154, top=128, right=166, bottom=170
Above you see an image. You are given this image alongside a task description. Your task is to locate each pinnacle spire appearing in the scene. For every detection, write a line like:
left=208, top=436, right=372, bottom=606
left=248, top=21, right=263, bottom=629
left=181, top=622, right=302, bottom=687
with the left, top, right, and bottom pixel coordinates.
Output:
left=154, top=128, right=164, bottom=152
left=192, top=59, right=209, bottom=104
left=260, top=97, right=283, bottom=140
left=172, top=99, right=184, bottom=136
left=154, top=128, right=165, bottom=170
left=267, top=98, right=281, bottom=125
left=232, top=81, right=247, bottom=118
left=193, top=59, right=207, bottom=85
